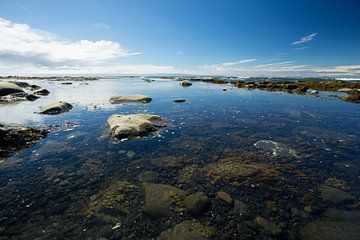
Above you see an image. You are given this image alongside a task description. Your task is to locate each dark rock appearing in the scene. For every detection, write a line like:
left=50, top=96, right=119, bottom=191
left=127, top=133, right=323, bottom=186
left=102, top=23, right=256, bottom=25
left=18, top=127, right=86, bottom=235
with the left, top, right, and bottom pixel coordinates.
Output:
left=26, top=94, right=40, bottom=101
left=255, top=216, right=282, bottom=236
left=35, top=89, right=50, bottom=96
left=319, top=185, right=355, bottom=204
left=174, top=99, right=186, bottom=103
left=184, top=192, right=209, bottom=216
left=138, top=171, right=159, bottom=183
left=231, top=200, right=249, bottom=217
left=180, top=80, right=192, bottom=87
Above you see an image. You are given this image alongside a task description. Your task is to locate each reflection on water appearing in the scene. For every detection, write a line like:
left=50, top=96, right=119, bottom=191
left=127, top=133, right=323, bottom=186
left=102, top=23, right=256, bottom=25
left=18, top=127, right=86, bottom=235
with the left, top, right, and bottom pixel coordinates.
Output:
left=0, top=78, right=359, bottom=239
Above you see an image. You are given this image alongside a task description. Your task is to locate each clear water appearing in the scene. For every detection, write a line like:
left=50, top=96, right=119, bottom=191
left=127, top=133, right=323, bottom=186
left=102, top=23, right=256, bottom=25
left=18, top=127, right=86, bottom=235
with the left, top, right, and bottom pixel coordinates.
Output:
left=0, top=78, right=359, bottom=239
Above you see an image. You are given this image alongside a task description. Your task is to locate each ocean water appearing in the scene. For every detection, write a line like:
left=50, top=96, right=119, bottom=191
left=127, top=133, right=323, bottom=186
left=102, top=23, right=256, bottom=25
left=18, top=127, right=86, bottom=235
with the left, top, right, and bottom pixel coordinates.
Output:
left=0, top=77, right=359, bottom=239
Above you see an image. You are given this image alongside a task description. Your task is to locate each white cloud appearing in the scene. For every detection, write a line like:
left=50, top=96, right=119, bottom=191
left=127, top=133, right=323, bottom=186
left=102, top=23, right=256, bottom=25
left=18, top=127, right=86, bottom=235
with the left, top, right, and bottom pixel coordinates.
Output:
left=0, top=17, right=140, bottom=66
left=291, top=33, right=317, bottom=45
left=254, top=61, right=296, bottom=68
left=94, top=22, right=110, bottom=29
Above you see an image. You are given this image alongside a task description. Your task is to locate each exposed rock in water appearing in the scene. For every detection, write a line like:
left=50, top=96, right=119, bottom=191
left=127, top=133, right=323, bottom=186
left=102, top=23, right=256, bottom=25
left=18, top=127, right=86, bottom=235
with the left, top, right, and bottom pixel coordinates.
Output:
left=184, top=192, right=209, bottom=216
left=300, top=220, right=360, bottom=240
left=174, top=98, right=186, bottom=103
left=34, top=89, right=50, bottom=96
left=0, top=81, right=24, bottom=96
left=157, top=220, right=215, bottom=240
left=107, top=114, right=167, bottom=140
left=38, top=101, right=73, bottom=115
left=0, top=123, right=47, bottom=157
left=143, top=183, right=185, bottom=218
left=319, top=185, right=355, bottom=204
left=311, top=90, right=319, bottom=95
left=109, top=94, right=152, bottom=104
left=180, top=80, right=192, bottom=87
left=254, top=140, right=300, bottom=158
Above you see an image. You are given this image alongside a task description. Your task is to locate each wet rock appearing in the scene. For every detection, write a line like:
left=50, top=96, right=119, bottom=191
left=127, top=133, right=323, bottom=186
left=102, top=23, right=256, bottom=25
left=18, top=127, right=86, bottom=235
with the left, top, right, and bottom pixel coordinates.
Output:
left=255, top=216, right=282, bottom=236
left=143, top=183, right=185, bottom=217
left=337, top=88, right=353, bottom=93
left=0, top=123, right=47, bottom=157
left=300, top=220, right=360, bottom=240
left=138, top=171, right=159, bottom=183
left=184, top=192, right=209, bottom=216
left=34, top=89, right=50, bottom=96
left=174, top=98, right=186, bottom=103
left=180, top=80, right=192, bottom=87
left=38, top=101, right=73, bottom=115
left=0, top=81, right=24, bottom=96
left=324, top=209, right=360, bottom=222
left=254, top=140, right=300, bottom=158
left=25, top=94, right=40, bottom=101
left=158, top=220, right=215, bottom=240
left=231, top=200, right=249, bottom=217
left=217, top=191, right=232, bottom=204
left=107, top=114, right=167, bottom=140
left=109, top=94, right=152, bottom=104
left=319, top=185, right=355, bottom=204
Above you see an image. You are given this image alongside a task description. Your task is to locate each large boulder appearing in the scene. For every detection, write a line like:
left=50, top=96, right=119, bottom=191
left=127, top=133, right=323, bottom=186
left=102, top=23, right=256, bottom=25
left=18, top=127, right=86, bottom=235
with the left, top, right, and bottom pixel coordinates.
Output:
left=107, top=114, right=167, bottom=139
left=158, top=221, right=215, bottom=240
left=0, top=123, right=47, bottom=157
left=109, top=94, right=152, bottom=104
left=0, top=81, right=24, bottom=96
left=38, top=101, right=73, bottom=115
left=180, top=80, right=192, bottom=87
left=143, top=183, right=185, bottom=217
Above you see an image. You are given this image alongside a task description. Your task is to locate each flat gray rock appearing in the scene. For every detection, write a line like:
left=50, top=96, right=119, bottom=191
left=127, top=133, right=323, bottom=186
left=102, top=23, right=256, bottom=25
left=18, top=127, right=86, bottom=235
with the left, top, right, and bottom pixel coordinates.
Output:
left=109, top=94, right=152, bottom=104
left=39, top=101, right=73, bottom=115
left=107, top=114, right=166, bottom=139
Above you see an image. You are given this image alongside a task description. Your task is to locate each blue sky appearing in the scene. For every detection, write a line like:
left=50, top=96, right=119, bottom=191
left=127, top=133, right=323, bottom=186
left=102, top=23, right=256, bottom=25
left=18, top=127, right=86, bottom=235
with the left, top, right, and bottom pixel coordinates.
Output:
left=0, top=0, right=359, bottom=77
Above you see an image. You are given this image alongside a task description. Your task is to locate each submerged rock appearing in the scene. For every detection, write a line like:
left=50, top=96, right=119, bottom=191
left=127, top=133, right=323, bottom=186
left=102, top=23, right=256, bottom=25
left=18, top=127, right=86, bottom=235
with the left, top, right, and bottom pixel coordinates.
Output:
left=143, top=183, right=185, bottom=217
left=138, top=171, right=159, bottom=183
left=231, top=200, right=249, bottom=217
left=107, top=114, right=167, bottom=139
left=217, top=191, right=233, bottom=204
left=254, top=140, right=300, bottom=158
left=184, top=192, right=209, bottom=216
left=319, top=185, right=355, bottom=204
left=255, top=216, right=282, bottom=236
left=158, top=220, right=215, bottom=240
left=0, top=123, right=47, bottom=157
left=180, top=80, right=192, bottom=87
left=300, top=220, right=360, bottom=240
left=38, top=101, right=73, bottom=115
left=109, top=94, right=152, bottom=104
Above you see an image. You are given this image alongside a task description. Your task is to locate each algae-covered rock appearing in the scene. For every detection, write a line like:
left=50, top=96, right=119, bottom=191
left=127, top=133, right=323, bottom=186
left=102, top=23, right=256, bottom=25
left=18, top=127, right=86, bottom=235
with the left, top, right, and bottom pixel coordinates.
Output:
left=143, top=183, right=185, bottom=217
left=85, top=180, right=137, bottom=224
left=0, top=123, right=47, bottom=157
left=254, top=140, right=300, bottom=158
left=217, top=191, right=232, bottom=204
left=38, top=101, right=73, bottom=115
left=107, top=114, right=167, bottom=139
left=158, top=220, right=215, bottom=240
left=109, top=94, right=152, bottom=104
left=184, top=192, right=209, bottom=216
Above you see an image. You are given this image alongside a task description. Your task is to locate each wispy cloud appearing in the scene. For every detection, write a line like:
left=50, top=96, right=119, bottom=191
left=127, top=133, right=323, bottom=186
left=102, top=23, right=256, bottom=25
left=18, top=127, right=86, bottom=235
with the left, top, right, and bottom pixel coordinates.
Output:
left=94, top=22, right=110, bottom=29
left=291, top=33, right=317, bottom=45
left=254, top=61, right=296, bottom=68
left=221, top=59, right=257, bottom=66
left=294, top=46, right=309, bottom=50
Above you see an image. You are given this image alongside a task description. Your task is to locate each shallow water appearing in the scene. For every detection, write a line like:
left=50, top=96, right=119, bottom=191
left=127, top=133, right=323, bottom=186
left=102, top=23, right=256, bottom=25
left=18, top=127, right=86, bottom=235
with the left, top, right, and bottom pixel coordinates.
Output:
left=0, top=77, right=359, bottom=239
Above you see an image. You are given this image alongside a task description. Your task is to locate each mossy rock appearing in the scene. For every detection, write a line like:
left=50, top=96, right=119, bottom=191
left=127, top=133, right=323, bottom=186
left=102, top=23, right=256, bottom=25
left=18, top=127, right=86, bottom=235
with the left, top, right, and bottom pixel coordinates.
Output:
left=184, top=192, right=209, bottom=216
